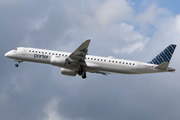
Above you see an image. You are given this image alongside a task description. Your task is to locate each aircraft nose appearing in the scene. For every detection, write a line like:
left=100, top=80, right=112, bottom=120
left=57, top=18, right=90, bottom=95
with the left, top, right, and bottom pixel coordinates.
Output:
left=5, top=52, right=8, bottom=57
left=5, top=51, right=11, bottom=57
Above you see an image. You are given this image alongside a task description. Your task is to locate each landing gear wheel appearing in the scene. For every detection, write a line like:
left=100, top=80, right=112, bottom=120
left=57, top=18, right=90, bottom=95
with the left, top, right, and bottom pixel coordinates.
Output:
left=82, top=73, right=87, bottom=79
left=15, top=64, right=19, bottom=67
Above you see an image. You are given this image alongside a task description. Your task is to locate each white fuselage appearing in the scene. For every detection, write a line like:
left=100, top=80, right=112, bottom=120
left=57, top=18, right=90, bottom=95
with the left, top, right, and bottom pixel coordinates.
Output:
left=5, top=47, right=168, bottom=75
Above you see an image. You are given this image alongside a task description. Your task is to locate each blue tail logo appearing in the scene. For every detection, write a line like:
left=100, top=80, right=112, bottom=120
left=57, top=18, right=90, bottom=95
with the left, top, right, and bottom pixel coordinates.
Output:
left=149, top=44, right=176, bottom=65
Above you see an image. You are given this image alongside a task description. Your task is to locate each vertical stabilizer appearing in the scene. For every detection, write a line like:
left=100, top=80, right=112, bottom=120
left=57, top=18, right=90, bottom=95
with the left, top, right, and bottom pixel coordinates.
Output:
left=149, top=44, right=176, bottom=65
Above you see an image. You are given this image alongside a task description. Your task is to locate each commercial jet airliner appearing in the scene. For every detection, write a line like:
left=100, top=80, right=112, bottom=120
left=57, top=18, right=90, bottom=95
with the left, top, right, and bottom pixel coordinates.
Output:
left=5, top=39, right=176, bottom=79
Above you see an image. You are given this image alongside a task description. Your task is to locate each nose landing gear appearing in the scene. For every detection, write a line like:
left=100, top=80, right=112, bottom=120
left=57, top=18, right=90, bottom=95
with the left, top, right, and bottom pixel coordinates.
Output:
left=14, top=60, right=22, bottom=67
left=15, top=63, right=19, bottom=67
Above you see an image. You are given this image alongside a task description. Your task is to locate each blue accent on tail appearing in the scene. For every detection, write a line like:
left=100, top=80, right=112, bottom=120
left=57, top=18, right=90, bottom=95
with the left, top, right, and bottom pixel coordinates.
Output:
left=148, top=44, right=176, bottom=65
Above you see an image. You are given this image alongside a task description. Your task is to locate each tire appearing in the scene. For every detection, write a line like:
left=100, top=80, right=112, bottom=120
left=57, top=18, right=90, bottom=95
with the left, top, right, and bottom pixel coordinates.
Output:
left=82, top=73, right=87, bottom=79
left=15, top=64, right=19, bottom=67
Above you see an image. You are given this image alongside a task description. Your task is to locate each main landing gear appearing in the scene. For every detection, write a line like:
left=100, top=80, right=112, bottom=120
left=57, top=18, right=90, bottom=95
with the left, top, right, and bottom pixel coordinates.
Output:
left=78, top=66, right=87, bottom=79
left=82, top=72, right=87, bottom=79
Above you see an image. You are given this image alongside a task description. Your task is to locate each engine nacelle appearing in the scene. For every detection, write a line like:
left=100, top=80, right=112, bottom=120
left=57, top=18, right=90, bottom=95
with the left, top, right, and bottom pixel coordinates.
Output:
left=61, top=68, right=77, bottom=76
left=50, top=56, right=66, bottom=67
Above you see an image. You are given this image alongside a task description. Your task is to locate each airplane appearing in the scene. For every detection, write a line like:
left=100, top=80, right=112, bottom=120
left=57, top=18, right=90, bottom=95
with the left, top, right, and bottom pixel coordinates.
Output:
left=5, top=39, right=176, bottom=79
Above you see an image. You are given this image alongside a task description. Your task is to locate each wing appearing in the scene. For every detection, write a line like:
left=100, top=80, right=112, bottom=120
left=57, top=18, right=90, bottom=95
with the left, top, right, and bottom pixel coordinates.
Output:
left=67, top=39, right=91, bottom=64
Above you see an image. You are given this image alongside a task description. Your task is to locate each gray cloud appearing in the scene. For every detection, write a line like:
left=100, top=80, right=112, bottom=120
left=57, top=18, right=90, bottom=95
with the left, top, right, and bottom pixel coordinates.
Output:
left=1, top=0, right=180, bottom=120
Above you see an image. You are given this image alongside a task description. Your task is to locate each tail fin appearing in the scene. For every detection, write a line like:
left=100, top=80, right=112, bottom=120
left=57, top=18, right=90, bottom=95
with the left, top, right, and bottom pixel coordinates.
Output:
left=149, top=44, right=176, bottom=65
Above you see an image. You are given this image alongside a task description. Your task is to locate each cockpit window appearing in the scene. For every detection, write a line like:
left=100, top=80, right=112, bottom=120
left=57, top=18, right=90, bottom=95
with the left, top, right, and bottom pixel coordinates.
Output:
left=14, top=48, right=17, bottom=50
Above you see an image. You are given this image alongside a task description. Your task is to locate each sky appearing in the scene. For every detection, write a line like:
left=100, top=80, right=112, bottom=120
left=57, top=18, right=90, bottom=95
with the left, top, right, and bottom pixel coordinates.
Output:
left=1, top=0, right=180, bottom=120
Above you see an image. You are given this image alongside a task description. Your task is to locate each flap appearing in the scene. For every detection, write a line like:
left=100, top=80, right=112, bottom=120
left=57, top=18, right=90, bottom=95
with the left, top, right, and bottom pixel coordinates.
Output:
left=90, top=71, right=111, bottom=76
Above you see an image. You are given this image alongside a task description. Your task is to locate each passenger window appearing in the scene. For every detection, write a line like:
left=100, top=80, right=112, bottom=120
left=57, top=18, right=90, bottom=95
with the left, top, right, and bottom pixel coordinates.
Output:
left=116, top=61, right=117, bottom=63
left=39, top=51, right=41, bottom=53
left=42, top=52, right=44, bottom=54
left=45, top=52, right=47, bottom=54
left=123, top=62, right=124, bottom=64
left=29, top=50, right=31, bottom=52
left=52, top=53, right=54, bottom=55
left=32, top=51, right=34, bottom=52
left=59, top=54, right=61, bottom=56
left=49, top=53, right=51, bottom=55
left=94, top=58, right=96, bottom=60
left=36, top=51, right=37, bottom=53
left=91, top=58, right=93, bottom=60
left=119, top=62, right=121, bottom=64
left=129, top=63, right=131, bottom=65
left=104, top=60, right=106, bottom=62
left=109, top=60, right=111, bottom=62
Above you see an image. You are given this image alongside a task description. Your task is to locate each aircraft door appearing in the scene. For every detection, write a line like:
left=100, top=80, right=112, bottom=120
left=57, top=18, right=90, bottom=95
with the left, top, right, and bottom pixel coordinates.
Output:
left=22, top=48, right=26, bottom=55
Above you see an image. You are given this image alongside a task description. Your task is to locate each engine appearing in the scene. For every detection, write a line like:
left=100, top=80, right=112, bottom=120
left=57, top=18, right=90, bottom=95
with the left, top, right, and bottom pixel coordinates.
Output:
left=50, top=56, right=66, bottom=66
left=51, top=56, right=77, bottom=76
left=61, top=68, right=77, bottom=76
left=51, top=56, right=71, bottom=67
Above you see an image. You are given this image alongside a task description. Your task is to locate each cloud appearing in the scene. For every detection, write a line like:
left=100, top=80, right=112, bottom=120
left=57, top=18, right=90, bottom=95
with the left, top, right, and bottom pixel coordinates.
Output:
left=116, top=23, right=146, bottom=42
left=120, top=40, right=148, bottom=54
left=95, top=0, right=132, bottom=26
left=32, top=16, right=48, bottom=30
left=42, top=98, right=64, bottom=120
left=64, top=0, right=132, bottom=31
left=136, top=3, right=171, bottom=24
left=108, top=22, right=150, bottom=54
left=176, top=15, right=180, bottom=32
left=59, top=1, right=148, bottom=55
left=112, top=48, right=120, bottom=54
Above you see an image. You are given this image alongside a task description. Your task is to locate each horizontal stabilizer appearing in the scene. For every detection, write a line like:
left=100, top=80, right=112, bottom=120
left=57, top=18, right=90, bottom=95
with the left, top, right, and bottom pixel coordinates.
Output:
left=167, top=67, right=175, bottom=72
left=155, top=62, right=169, bottom=69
